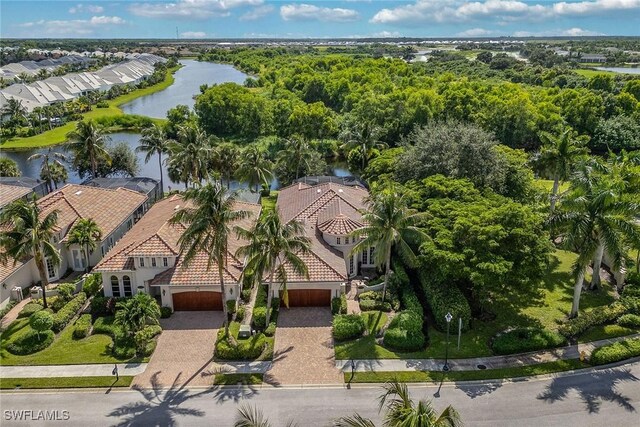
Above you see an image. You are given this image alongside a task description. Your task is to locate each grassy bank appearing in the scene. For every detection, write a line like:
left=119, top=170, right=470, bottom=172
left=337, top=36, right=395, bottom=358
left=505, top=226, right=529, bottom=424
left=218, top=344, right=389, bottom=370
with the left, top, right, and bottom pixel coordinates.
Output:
left=345, top=359, right=588, bottom=383
left=1, top=65, right=179, bottom=150
left=0, top=376, right=133, bottom=390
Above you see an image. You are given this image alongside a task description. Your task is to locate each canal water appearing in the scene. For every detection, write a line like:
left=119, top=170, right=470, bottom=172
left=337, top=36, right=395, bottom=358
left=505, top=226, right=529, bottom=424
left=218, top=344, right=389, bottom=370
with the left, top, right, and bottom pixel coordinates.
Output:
left=1, top=60, right=352, bottom=191
left=593, top=67, right=640, bottom=75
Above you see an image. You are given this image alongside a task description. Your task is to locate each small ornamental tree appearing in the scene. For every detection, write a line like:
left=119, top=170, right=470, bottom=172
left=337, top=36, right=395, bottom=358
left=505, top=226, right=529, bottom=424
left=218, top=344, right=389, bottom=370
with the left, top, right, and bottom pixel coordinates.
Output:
left=30, top=311, right=54, bottom=339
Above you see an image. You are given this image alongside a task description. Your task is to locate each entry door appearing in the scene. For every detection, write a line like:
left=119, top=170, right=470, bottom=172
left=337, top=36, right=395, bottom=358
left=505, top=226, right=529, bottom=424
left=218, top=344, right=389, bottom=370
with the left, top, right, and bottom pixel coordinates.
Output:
left=72, top=249, right=84, bottom=270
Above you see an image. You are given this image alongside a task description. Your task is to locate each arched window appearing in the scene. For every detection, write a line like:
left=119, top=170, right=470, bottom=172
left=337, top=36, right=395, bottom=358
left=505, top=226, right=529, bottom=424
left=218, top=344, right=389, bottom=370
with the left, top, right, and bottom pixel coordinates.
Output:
left=111, top=276, right=121, bottom=297
left=123, top=275, right=132, bottom=297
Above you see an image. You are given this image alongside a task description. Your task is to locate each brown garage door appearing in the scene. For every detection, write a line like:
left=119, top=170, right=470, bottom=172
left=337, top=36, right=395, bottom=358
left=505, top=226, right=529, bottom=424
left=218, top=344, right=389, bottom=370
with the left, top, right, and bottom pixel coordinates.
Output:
left=285, top=289, right=332, bottom=307
left=172, top=291, right=222, bottom=311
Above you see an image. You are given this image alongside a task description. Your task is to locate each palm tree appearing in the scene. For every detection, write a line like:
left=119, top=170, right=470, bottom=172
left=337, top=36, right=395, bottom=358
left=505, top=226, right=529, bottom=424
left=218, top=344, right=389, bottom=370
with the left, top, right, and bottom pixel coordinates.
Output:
left=234, top=404, right=297, bottom=427
left=275, top=136, right=314, bottom=182
left=42, top=162, right=68, bottom=190
left=549, top=168, right=640, bottom=316
left=0, top=196, right=60, bottom=309
left=115, top=293, right=161, bottom=336
left=166, top=125, right=210, bottom=187
left=335, top=381, right=463, bottom=427
left=66, top=218, right=102, bottom=273
left=66, top=120, right=111, bottom=179
left=351, top=186, right=426, bottom=302
left=340, top=121, right=386, bottom=171
left=170, top=181, right=251, bottom=337
left=236, top=210, right=310, bottom=325
left=27, top=147, right=68, bottom=193
left=2, top=98, right=27, bottom=128
left=236, top=145, right=273, bottom=192
left=534, top=127, right=589, bottom=213
left=211, top=142, right=239, bottom=189
left=137, top=124, right=169, bottom=194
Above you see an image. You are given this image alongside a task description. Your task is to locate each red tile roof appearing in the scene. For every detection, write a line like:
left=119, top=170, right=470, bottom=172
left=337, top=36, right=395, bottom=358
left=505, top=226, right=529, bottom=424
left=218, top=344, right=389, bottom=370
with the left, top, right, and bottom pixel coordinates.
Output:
left=0, top=184, right=32, bottom=209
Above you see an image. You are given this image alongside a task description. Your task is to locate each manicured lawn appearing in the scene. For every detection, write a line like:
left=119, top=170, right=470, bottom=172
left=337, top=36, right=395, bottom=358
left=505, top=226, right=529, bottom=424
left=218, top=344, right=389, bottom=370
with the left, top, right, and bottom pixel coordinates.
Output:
left=535, top=179, right=570, bottom=194
left=213, top=373, right=263, bottom=385
left=1, top=66, right=179, bottom=150
left=362, top=311, right=388, bottom=336
left=0, top=318, right=143, bottom=366
left=0, top=376, right=133, bottom=390
left=577, top=324, right=640, bottom=343
left=346, top=359, right=589, bottom=383
left=336, top=249, right=620, bottom=360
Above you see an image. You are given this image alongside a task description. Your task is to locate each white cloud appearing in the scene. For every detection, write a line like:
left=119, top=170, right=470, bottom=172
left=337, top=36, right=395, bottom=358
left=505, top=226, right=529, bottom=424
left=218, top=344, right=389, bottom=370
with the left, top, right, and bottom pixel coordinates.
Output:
left=456, top=27, right=494, bottom=36
left=371, top=0, right=640, bottom=25
left=69, top=4, right=105, bottom=14
left=129, top=0, right=263, bottom=20
left=18, top=16, right=126, bottom=36
left=513, top=27, right=606, bottom=37
left=180, top=31, right=208, bottom=38
left=239, top=5, right=274, bottom=21
left=280, top=4, right=360, bottom=22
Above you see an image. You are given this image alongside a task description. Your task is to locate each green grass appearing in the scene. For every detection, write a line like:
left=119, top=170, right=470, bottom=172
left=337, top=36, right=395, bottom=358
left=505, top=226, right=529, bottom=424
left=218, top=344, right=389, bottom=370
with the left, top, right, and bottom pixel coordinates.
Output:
left=336, top=249, right=620, bottom=360
left=0, top=318, right=144, bottom=366
left=1, top=66, right=179, bottom=150
left=362, top=311, right=388, bottom=336
left=260, top=191, right=279, bottom=216
left=577, top=324, right=640, bottom=343
left=535, top=179, right=570, bottom=194
left=213, top=373, right=263, bottom=385
left=214, top=321, right=275, bottom=362
left=346, top=360, right=589, bottom=383
left=574, top=68, right=614, bottom=78
left=0, top=376, right=133, bottom=390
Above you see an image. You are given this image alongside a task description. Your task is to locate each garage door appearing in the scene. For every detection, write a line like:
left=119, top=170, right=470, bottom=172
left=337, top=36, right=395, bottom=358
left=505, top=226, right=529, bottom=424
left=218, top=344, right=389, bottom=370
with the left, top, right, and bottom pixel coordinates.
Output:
left=285, top=289, right=332, bottom=307
left=172, top=291, right=222, bottom=311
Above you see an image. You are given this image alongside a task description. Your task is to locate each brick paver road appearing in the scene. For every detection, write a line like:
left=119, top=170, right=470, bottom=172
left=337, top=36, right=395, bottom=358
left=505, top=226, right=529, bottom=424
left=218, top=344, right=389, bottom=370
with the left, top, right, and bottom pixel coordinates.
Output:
left=132, top=311, right=223, bottom=389
left=266, top=307, right=343, bottom=385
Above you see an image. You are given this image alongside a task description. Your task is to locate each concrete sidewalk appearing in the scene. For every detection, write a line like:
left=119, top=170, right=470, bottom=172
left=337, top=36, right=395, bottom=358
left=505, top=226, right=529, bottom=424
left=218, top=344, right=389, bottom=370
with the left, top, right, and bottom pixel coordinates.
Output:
left=0, top=363, right=148, bottom=378
left=336, top=333, right=640, bottom=372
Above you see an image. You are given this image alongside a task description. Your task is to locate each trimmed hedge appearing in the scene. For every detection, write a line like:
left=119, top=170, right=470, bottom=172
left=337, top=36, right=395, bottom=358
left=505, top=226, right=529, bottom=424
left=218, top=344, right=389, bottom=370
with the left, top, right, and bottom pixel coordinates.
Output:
left=134, top=325, right=162, bottom=354
left=590, top=338, right=640, bottom=365
left=18, top=302, right=43, bottom=318
left=558, top=302, right=628, bottom=338
left=215, top=328, right=270, bottom=360
left=73, top=314, right=92, bottom=339
left=6, top=330, right=54, bottom=355
left=56, top=283, right=76, bottom=301
left=622, top=296, right=640, bottom=315
left=333, top=314, right=365, bottom=341
left=332, top=295, right=347, bottom=315
left=359, top=299, right=392, bottom=312
left=236, top=306, right=245, bottom=322
left=419, top=272, right=471, bottom=332
left=492, top=328, right=566, bottom=355
left=359, top=291, right=400, bottom=311
left=160, top=306, right=173, bottom=319
left=388, top=311, right=423, bottom=332
left=400, top=286, right=423, bottom=318
left=252, top=307, right=267, bottom=329
left=82, top=274, right=102, bottom=297
left=383, top=327, right=426, bottom=352
left=617, top=314, right=640, bottom=328
left=52, top=292, right=87, bottom=332
left=264, top=322, right=276, bottom=337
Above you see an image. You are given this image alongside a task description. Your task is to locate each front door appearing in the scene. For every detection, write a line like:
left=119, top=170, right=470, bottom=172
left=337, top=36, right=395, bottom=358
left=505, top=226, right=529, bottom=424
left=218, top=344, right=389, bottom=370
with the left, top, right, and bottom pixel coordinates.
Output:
left=72, top=249, right=85, bottom=270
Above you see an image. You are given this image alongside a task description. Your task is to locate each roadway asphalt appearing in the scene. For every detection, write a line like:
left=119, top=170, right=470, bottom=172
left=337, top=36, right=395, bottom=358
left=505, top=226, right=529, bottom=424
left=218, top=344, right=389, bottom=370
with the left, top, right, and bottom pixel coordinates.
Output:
left=1, top=362, right=639, bottom=426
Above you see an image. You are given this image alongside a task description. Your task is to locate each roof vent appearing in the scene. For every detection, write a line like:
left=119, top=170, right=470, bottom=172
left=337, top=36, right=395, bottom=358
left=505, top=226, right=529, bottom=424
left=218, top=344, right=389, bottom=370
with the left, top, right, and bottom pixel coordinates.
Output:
left=74, top=190, right=82, bottom=195
left=174, top=205, right=180, bottom=210
left=338, top=189, right=344, bottom=193
left=317, top=189, right=322, bottom=193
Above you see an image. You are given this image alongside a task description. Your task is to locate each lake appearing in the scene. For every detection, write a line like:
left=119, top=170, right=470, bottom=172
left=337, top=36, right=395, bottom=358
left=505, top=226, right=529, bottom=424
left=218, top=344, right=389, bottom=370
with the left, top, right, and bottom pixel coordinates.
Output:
left=594, top=67, right=640, bottom=75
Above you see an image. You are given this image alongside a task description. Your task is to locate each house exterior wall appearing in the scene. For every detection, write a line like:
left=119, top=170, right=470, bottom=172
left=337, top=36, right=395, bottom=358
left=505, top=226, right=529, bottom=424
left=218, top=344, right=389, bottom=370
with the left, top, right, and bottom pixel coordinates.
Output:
left=0, top=262, right=39, bottom=309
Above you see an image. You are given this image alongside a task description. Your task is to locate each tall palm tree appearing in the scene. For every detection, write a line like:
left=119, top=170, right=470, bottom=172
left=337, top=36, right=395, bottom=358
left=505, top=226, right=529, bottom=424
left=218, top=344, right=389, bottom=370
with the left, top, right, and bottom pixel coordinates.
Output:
left=66, top=120, right=111, bottom=179
left=42, top=162, right=68, bottom=190
left=550, top=168, right=640, bottom=316
left=166, top=125, right=210, bottom=187
left=170, top=181, right=251, bottom=337
left=0, top=196, right=60, bottom=309
left=236, top=210, right=310, bottom=325
left=335, top=381, right=463, bottom=427
left=340, top=121, right=386, bottom=171
left=137, top=124, right=169, bottom=194
left=275, top=136, right=314, bottom=181
left=211, top=142, right=240, bottom=189
left=534, top=127, right=589, bottom=213
left=351, top=186, right=426, bottom=302
left=236, top=145, right=273, bottom=192
left=3, top=98, right=27, bottom=128
left=27, top=147, right=68, bottom=193
left=66, top=218, right=102, bottom=273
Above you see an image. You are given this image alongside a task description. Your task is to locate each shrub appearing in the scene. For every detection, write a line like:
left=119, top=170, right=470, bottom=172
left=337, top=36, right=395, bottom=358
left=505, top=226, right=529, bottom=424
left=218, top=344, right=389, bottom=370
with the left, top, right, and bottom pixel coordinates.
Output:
left=623, top=285, right=640, bottom=298
left=419, top=272, right=471, bottom=331
left=160, top=306, right=173, bottom=319
left=82, top=274, right=102, bottom=297
left=72, top=314, right=92, bottom=339
left=0, top=301, right=17, bottom=320
left=56, top=283, right=76, bottom=301
left=215, top=327, right=270, bottom=360
left=96, top=101, right=109, bottom=108
left=400, top=286, right=424, bottom=318
left=590, top=338, right=640, bottom=365
left=241, top=289, right=252, bottom=302
left=558, top=302, right=628, bottom=338
left=359, top=291, right=400, bottom=311
left=235, top=306, right=245, bottom=322
left=18, top=302, right=43, bottom=318
left=622, top=296, right=640, bottom=315
left=492, top=328, right=566, bottom=355
left=383, top=327, right=426, bottom=352
left=252, top=307, right=267, bottom=329
left=226, top=299, right=237, bottom=315
left=49, top=296, right=67, bottom=312
left=6, top=330, right=54, bottom=355
left=134, top=325, right=162, bottom=354
left=617, top=314, right=640, bottom=328
left=359, top=299, right=392, bottom=312
left=93, top=316, right=118, bottom=337
left=332, top=295, right=347, bottom=315
left=52, top=292, right=87, bottom=332
left=30, top=310, right=54, bottom=337
left=90, top=296, right=118, bottom=317
left=332, top=314, right=365, bottom=341
left=388, top=311, right=423, bottom=332
left=264, top=322, right=276, bottom=337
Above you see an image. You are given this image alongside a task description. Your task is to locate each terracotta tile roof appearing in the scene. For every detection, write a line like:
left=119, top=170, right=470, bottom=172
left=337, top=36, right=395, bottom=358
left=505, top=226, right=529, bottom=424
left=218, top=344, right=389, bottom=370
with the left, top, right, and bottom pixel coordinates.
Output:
left=0, top=184, right=32, bottom=209
left=0, top=257, right=30, bottom=284
left=317, top=199, right=363, bottom=235
left=95, top=194, right=261, bottom=287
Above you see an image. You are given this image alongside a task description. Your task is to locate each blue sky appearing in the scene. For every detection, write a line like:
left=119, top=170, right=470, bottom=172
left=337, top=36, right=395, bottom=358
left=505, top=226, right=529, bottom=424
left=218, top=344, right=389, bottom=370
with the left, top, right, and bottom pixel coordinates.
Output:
left=2, top=0, right=639, bottom=39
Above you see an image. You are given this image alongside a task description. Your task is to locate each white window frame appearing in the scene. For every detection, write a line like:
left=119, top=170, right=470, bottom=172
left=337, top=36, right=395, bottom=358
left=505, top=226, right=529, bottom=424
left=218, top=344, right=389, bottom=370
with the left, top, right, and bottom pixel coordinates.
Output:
left=336, top=237, right=341, bottom=245
left=163, top=257, right=168, bottom=267
left=151, top=257, right=157, bottom=267
left=139, top=257, right=145, bottom=267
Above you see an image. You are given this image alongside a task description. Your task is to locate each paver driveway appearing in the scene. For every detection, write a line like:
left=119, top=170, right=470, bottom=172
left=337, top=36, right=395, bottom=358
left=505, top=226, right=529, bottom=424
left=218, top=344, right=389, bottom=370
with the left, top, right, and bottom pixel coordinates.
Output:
left=132, top=311, right=223, bottom=389
left=267, top=307, right=342, bottom=385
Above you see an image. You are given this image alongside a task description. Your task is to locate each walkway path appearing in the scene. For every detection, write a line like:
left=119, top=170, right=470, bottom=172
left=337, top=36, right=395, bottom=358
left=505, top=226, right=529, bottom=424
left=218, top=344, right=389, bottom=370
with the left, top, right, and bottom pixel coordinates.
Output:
left=0, top=363, right=147, bottom=378
left=0, top=298, right=31, bottom=331
left=336, top=333, right=640, bottom=372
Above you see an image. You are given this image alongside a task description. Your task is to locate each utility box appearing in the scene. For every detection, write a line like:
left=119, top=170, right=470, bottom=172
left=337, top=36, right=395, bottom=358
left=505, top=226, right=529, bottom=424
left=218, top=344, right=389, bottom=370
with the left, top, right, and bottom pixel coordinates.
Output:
left=238, top=324, right=251, bottom=339
left=11, top=287, right=23, bottom=302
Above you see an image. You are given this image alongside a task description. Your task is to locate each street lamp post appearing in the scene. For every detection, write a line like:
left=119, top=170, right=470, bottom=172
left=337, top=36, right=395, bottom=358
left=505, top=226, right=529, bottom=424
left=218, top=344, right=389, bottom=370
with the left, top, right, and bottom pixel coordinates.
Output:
left=443, top=312, right=453, bottom=372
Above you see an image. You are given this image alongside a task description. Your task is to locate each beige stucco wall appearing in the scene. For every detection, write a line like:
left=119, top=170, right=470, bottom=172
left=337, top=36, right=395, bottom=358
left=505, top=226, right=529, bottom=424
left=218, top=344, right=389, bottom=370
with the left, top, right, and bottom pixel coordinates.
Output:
left=0, top=262, right=39, bottom=309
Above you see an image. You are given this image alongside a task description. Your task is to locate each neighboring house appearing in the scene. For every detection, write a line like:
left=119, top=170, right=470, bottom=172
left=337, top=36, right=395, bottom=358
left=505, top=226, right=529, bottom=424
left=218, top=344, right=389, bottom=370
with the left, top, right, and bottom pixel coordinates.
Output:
left=94, top=194, right=261, bottom=311
left=0, top=184, right=147, bottom=308
left=579, top=54, right=607, bottom=63
left=275, top=181, right=373, bottom=307
left=0, top=177, right=49, bottom=198
left=83, top=177, right=162, bottom=209
left=0, top=183, right=33, bottom=212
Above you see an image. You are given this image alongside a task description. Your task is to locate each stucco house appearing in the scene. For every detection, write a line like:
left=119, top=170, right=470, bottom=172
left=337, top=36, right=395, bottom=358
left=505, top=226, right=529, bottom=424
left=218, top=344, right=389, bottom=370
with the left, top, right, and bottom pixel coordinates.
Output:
left=0, top=184, right=147, bottom=308
left=274, top=181, right=373, bottom=306
left=94, top=194, right=261, bottom=311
